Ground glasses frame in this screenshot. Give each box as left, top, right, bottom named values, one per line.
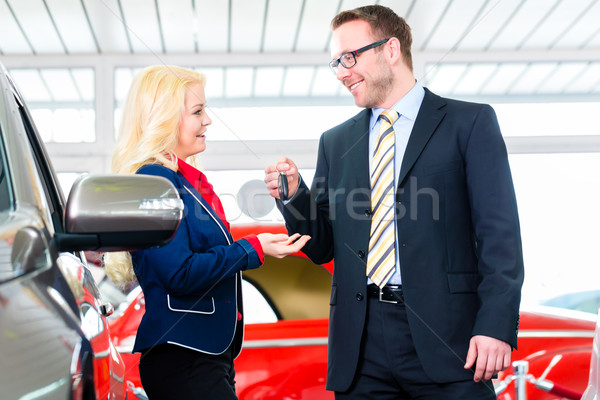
left=329, top=38, right=390, bottom=74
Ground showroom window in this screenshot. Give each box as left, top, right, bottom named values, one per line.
left=8, top=68, right=95, bottom=143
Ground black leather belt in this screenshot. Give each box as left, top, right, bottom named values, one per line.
left=367, top=284, right=404, bottom=304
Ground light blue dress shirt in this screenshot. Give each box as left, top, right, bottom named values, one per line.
left=368, top=83, right=425, bottom=285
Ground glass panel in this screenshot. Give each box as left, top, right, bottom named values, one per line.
left=510, top=153, right=600, bottom=308
left=493, top=102, right=600, bottom=137
left=9, top=68, right=95, bottom=143
left=225, top=67, right=254, bottom=98
left=205, top=106, right=357, bottom=141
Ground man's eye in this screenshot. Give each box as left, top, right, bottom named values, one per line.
left=342, top=53, right=354, bottom=63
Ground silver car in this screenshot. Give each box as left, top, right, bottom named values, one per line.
left=0, top=63, right=183, bottom=399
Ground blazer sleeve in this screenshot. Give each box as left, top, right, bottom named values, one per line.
left=277, top=134, right=335, bottom=265
left=132, top=164, right=262, bottom=296
left=465, top=105, right=524, bottom=348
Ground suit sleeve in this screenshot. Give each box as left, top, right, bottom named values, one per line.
left=277, top=135, right=335, bottom=264
left=132, top=165, right=262, bottom=296
left=465, top=105, right=524, bottom=348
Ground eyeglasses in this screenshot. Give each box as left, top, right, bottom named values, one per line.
left=329, top=38, right=390, bottom=74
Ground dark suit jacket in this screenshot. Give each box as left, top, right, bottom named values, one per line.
left=131, top=164, right=262, bottom=356
left=278, top=88, right=524, bottom=391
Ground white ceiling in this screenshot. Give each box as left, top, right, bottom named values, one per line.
left=1, top=0, right=600, bottom=106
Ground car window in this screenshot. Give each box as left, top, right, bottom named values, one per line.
left=242, top=255, right=332, bottom=320
left=242, top=279, right=278, bottom=324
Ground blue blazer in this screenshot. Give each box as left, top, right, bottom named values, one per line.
left=131, top=164, right=261, bottom=356
left=278, top=88, right=524, bottom=390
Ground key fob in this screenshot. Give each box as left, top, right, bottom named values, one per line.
left=278, top=171, right=289, bottom=200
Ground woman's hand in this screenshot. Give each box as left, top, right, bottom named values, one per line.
left=257, top=233, right=311, bottom=259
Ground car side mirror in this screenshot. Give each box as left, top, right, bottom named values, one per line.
left=57, top=174, right=183, bottom=252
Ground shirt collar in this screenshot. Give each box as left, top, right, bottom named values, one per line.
left=370, top=82, right=425, bottom=130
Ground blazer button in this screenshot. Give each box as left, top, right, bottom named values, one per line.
left=356, top=293, right=364, bottom=301
left=364, top=209, right=371, bottom=217
left=358, top=250, right=365, bottom=259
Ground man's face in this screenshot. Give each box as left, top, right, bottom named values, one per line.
left=330, top=20, right=394, bottom=109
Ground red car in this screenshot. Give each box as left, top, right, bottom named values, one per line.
left=106, top=224, right=595, bottom=400
left=59, top=252, right=127, bottom=400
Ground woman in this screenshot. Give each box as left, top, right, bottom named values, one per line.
left=104, top=65, right=310, bottom=399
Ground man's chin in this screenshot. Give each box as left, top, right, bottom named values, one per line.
left=352, top=96, right=367, bottom=108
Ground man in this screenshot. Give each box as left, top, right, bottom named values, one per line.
left=264, top=5, right=524, bottom=399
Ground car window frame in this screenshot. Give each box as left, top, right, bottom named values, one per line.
left=6, top=73, right=65, bottom=234
left=0, top=128, right=12, bottom=213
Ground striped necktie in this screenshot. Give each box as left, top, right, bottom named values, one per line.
left=367, top=109, right=399, bottom=288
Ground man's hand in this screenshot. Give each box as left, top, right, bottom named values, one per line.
left=464, top=335, right=511, bottom=382
left=264, top=157, right=300, bottom=200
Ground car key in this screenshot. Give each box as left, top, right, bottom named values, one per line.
left=278, top=171, right=289, bottom=200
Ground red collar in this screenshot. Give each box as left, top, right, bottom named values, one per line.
left=176, top=158, right=230, bottom=231
left=177, top=158, right=202, bottom=190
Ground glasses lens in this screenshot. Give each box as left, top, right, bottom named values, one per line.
left=329, top=60, right=339, bottom=74
left=340, top=53, right=356, bottom=69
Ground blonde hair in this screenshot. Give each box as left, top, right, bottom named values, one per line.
left=105, top=65, right=206, bottom=287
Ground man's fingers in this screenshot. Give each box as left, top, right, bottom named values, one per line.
left=473, top=353, right=488, bottom=382
left=285, top=233, right=301, bottom=244
left=264, top=163, right=278, bottom=174
left=502, top=352, right=511, bottom=371
left=464, top=340, right=476, bottom=370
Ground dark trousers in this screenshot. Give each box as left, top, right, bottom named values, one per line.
left=335, top=294, right=495, bottom=400
left=139, top=343, right=237, bottom=400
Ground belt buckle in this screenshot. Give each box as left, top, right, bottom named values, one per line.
left=379, top=285, right=399, bottom=304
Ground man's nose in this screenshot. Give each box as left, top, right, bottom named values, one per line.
left=336, top=65, right=350, bottom=81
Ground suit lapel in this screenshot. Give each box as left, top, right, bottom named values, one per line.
left=398, top=89, right=446, bottom=186
left=341, top=109, right=371, bottom=191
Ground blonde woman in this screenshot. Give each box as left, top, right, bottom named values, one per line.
left=105, top=65, right=310, bottom=400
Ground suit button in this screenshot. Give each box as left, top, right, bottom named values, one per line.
left=358, top=250, right=365, bottom=259
left=364, top=209, right=371, bottom=216
left=356, top=293, right=364, bottom=301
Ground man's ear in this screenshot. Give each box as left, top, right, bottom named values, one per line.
left=386, top=37, right=402, bottom=65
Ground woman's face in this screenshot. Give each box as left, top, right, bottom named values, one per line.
left=173, top=82, right=212, bottom=160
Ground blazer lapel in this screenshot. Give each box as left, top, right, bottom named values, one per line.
left=180, top=176, right=233, bottom=244
left=398, top=89, right=446, bottom=186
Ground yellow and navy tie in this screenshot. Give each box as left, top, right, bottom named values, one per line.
left=367, top=109, right=399, bottom=287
